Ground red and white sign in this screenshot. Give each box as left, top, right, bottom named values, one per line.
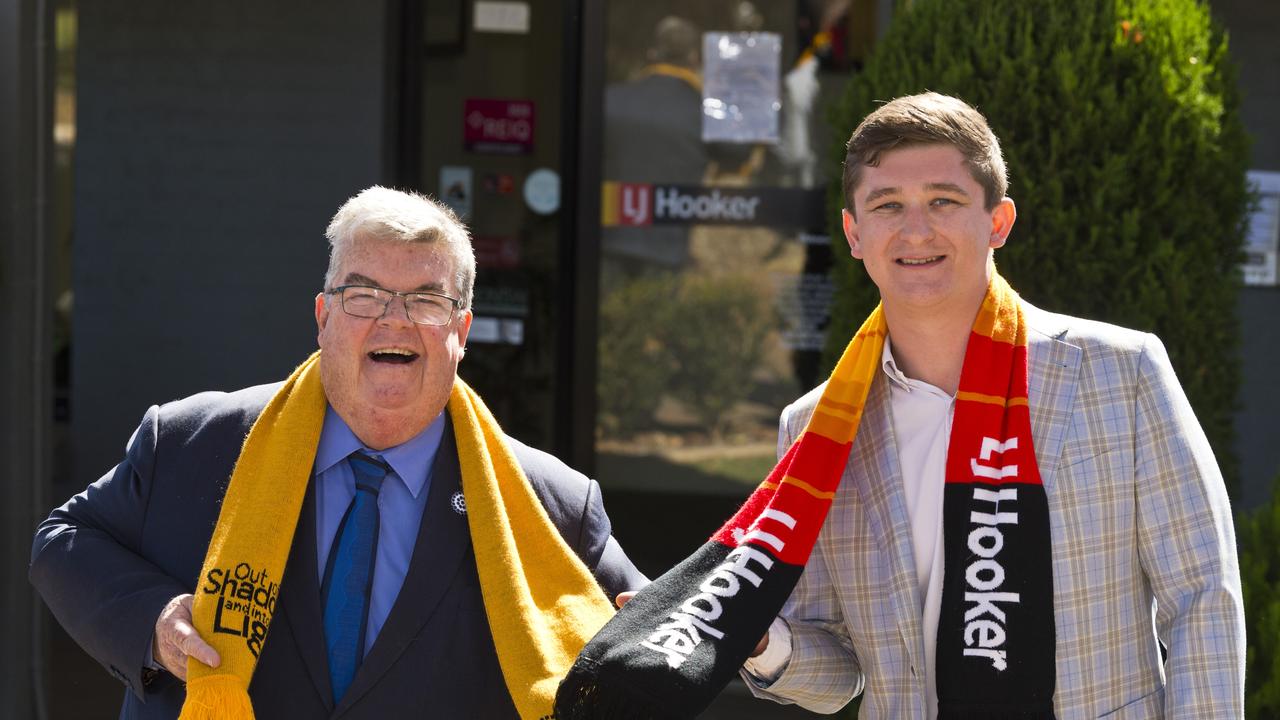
left=617, top=183, right=652, bottom=226
left=463, top=98, right=535, bottom=155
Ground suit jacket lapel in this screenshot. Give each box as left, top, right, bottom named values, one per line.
left=851, top=375, right=927, bottom=671
left=279, top=478, right=334, bottom=710
left=335, top=416, right=472, bottom=715
left=1025, top=306, right=1083, bottom=492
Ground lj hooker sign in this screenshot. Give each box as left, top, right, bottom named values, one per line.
left=601, top=182, right=824, bottom=230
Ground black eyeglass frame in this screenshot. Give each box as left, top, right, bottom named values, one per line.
left=326, top=284, right=463, bottom=326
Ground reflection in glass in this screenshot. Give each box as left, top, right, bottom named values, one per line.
left=597, top=0, right=859, bottom=496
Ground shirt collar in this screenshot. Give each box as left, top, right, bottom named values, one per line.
left=881, top=336, right=913, bottom=391
left=880, top=335, right=955, bottom=400
left=314, top=405, right=446, bottom=499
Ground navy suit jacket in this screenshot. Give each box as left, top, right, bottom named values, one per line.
left=30, top=382, right=646, bottom=718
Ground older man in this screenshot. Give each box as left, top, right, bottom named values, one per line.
left=31, top=187, right=644, bottom=718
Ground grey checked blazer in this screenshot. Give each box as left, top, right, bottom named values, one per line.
left=744, top=304, right=1245, bottom=718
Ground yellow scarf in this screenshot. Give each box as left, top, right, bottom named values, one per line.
left=180, top=352, right=614, bottom=719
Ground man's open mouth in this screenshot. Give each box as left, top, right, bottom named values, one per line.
left=897, top=255, right=944, bottom=266
left=368, top=349, right=419, bottom=364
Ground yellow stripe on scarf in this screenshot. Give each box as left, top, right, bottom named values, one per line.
left=180, top=353, right=614, bottom=719
left=181, top=352, right=326, bottom=719
left=450, top=381, right=616, bottom=720
left=804, top=308, right=886, bottom=447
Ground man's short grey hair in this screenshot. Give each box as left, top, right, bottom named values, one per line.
left=324, top=186, right=477, bottom=311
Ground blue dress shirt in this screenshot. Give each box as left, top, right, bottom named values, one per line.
left=313, top=406, right=445, bottom=657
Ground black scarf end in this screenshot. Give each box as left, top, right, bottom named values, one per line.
left=554, top=663, right=687, bottom=720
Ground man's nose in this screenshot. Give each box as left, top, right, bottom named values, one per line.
left=901, top=205, right=932, bottom=240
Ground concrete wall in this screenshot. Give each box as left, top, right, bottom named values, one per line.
left=70, top=2, right=389, bottom=489
left=3, top=1, right=53, bottom=714
left=1211, top=0, right=1280, bottom=509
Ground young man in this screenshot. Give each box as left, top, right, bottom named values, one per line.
left=740, top=92, right=1244, bottom=717
left=31, top=187, right=645, bottom=718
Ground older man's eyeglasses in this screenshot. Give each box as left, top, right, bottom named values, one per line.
left=327, top=285, right=461, bottom=326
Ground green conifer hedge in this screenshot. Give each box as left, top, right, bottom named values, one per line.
left=824, top=0, right=1251, bottom=492
left=1240, top=472, right=1280, bottom=716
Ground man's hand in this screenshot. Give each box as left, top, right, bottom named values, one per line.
left=153, top=594, right=220, bottom=681
left=614, top=590, right=770, bottom=657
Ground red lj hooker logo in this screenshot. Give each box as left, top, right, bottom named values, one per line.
left=601, top=182, right=652, bottom=226
left=619, top=183, right=651, bottom=226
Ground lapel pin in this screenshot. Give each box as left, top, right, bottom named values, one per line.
left=450, top=490, right=467, bottom=516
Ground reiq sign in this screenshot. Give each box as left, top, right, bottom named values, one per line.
left=463, top=98, right=535, bottom=154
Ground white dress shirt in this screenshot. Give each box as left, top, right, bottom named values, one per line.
left=745, top=337, right=955, bottom=718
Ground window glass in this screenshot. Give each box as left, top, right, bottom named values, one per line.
left=420, top=0, right=566, bottom=449
left=597, top=0, right=862, bottom=495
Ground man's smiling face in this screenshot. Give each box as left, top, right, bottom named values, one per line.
left=842, top=143, right=1015, bottom=317
left=315, top=234, right=471, bottom=449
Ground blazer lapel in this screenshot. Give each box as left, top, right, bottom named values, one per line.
left=278, top=478, right=334, bottom=710
left=334, top=416, right=472, bottom=715
left=850, top=375, right=926, bottom=671
left=1024, top=306, right=1083, bottom=492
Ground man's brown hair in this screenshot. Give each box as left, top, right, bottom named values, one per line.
left=842, top=92, right=1008, bottom=212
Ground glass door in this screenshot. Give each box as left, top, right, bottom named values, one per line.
left=417, top=0, right=570, bottom=451
left=594, top=0, right=868, bottom=498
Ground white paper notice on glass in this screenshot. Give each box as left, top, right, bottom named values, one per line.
left=473, top=1, right=530, bottom=34
left=701, top=32, right=781, bottom=144
left=1245, top=170, right=1280, bottom=287
left=439, top=166, right=473, bottom=219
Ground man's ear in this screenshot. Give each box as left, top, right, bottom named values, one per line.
left=842, top=208, right=863, bottom=259
left=315, top=293, right=329, bottom=334
left=989, top=197, right=1016, bottom=249
left=454, top=310, right=473, bottom=354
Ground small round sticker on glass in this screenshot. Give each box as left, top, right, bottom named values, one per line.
left=523, top=168, right=560, bottom=215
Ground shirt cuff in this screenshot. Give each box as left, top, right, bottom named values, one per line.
left=144, top=635, right=162, bottom=670
left=140, top=635, right=164, bottom=688
left=742, top=616, right=793, bottom=683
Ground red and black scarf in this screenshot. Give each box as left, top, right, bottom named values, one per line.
left=556, top=275, right=1055, bottom=719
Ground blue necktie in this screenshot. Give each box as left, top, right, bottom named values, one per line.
left=321, top=451, right=389, bottom=702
